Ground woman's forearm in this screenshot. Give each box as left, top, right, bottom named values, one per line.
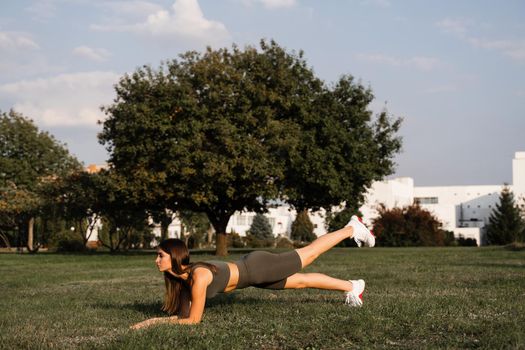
left=131, top=316, right=199, bottom=329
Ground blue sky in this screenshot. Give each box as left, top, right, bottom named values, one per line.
left=1, top=0, right=524, bottom=186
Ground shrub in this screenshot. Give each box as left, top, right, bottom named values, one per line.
left=443, top=230, right=457, bottom=246
left=49, top=230, right=86, bottom=252
left=243, top=234, right=274, bottom=248
left=227, top=232, right=245, bottom=248
left=457, top=237, right=478, bottom=247
left=372, top=203, right=447, bottom=247
left=275, top=235, right=294, bottom=249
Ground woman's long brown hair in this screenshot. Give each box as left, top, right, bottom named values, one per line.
left=158, top=239, right=217, bottom=317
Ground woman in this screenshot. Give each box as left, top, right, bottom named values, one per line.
left=131, top=215, right=375, bottom=329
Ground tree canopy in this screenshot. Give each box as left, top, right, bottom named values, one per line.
left=99, top=40, right=402, bottom=255
left=0, top=110, right=81, bottom=250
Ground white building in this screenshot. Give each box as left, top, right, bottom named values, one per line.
left=226, top=152, right=525, bottom=246
left=356, top=152, right=525, bottom=245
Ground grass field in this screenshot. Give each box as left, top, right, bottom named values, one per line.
left=1, top=247, right=524, bottom=349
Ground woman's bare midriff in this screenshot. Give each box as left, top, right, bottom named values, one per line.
left=223, top=262, right=239, bottom=292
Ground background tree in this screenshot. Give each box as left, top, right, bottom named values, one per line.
left=150, top=209, right=175, bottom=242
left=0, top=183, right=41, bottom=249
left=0, top=110, right=81, bottom=251
left=45, top=171, right=104, bottom=248
left=99, top=40, right=402, bottom=256
left=248, top=213, right=273, bottom=240
left=486, top=186, right=525, bottom=245
left=179, top=210, right=211, bottom=248
left=372, top=203, right=447, bottom=246
left=95, top=170, right=151, bottom=252
left=291, top=210, right=316, bottom=242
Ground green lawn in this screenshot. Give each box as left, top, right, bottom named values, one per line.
left=1, top=247, right=524, bottom=349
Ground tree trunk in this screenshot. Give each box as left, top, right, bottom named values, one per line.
left=27, top=217, right=34, bottom=250
left=161, top=218, right=170, bottom=240
left=206, top=211, right=231, bottom=256
left=216, top=232, right=228, bottom=256
left=207, top=224, right=214, bottom=245
left=27, top=217, right=38, bottom=253
left=0, top=232, right=11, bottom=249
left=181, top=223, right=189, bottom=246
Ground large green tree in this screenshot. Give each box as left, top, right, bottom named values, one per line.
left=99, top=40, right=402, bottom=256
left=486, top=186, right=524, bottom=245
left=0, top=110, right=81, bottom=251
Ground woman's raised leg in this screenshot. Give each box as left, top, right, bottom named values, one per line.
left=294, top=216, right=375, bottom=269
left=294, top=226, right=354, bottom=268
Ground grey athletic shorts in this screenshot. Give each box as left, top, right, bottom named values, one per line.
left=234, top=250, right=303, bottom=290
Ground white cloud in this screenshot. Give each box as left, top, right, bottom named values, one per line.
left=0, top=32, right=55, bottom=81
left=73, top=46, right=111, bottom=62
left=25, top=0, right=58, bottom=21
left=468, top=37, right=525, bottom=61
left=437, top=17, right=525, bottom=63
left=239, top=0, right=297, bottom=9
left=0, top=31, right=39, bottom=50
left=258, top=0, right=296, bottom=9
left=0, top=71, right=120, bottom=127
left=92, top=0, right=231, bottom=46
left=408, top=56, right=441, bottom=71
left=355, top=53, right=441, bottom=71
left=436, top=18, right=472, bottom=37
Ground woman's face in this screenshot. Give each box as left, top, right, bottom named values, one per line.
left=156, top=248, right=172, bottom=272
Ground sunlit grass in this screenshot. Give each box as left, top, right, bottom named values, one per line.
left=1, top=247, right=524, bottom=349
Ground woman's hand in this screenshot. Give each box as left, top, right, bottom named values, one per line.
left=130, top=316, right=178, bottom=330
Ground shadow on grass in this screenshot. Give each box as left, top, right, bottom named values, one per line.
left=92, top=300, right=164, bottom=317
left=92, top=291, right=337, bottom=319
left=206, top=292, right=340, bottom=307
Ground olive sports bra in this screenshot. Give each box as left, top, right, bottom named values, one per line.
left=201, top=261, right=230, bottom=299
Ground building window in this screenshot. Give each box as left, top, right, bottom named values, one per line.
left=415, top=197, right=439, bottom=204
left=237, top=215, right=246, bottom=226
left=268, top=217, right=276, bottom=228
left=237, top=215, right=253, bottom=226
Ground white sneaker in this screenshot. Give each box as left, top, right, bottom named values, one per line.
left=345, top=279, right=365, bottom=307
left=346, top=215, right=375, bottom=247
